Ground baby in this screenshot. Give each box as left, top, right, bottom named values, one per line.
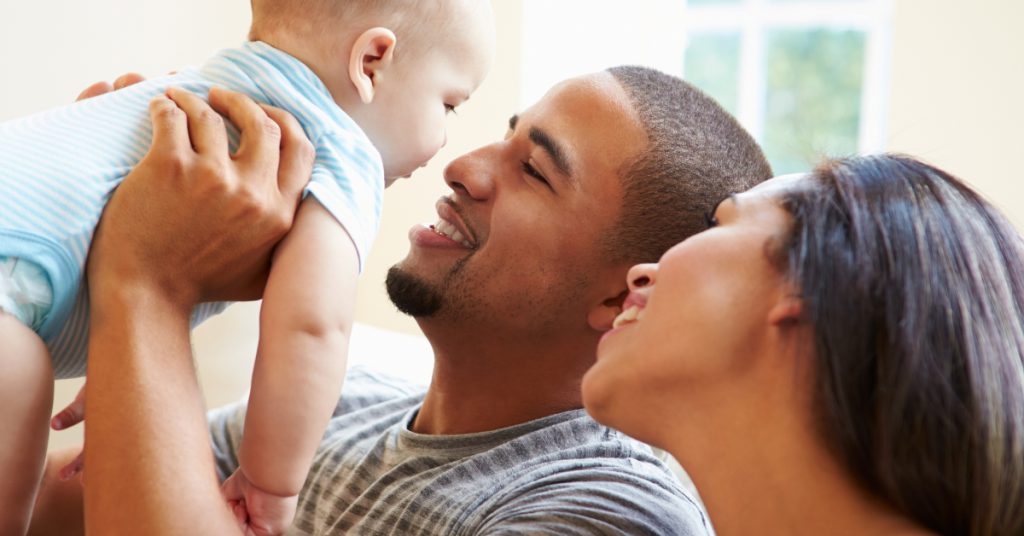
left=0, top=0, right=494, bottom=533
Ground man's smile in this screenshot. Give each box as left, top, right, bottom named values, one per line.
left=431, top=197, right=478, bottom=249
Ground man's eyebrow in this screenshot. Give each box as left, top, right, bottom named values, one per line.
left=528, top=126, right=573, bottom=181
left=509, top=114, right=576, bottom=187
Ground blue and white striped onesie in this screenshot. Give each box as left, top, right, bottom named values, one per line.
left=0, top=41, right=384, bottom=378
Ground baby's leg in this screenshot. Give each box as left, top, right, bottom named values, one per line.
left=0, top=314, right=53, bottom=535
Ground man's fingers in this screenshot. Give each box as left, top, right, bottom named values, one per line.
left=113, top=72, right=145, bottom=90
left=58, top=450, right=85, bottom=481
left=207, top=87, right=281, bottom=173
left=77, top=73, right=147, bottom=102
left=50, top=401, right=84, bottom=430
left=147, top=94, right=190, bottom=159
left=165, top=87, right=229, bottom=156
left=260, top=104, right=313, bottom=207
left=76, top=81, right=115, bottom=102
left=51, top=384, right=86, bottom=430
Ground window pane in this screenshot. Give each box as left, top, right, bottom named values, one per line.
left=683, top=32, right=741, bottom=116
left=762, top=29, right=866, bottom=174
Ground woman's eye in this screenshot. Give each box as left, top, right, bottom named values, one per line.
left=521, top=161, right=550, bottom=187
left=703, top=211, right=719, bottom=229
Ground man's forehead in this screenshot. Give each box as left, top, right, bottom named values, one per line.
left=535, top=72, right=633, bottom=115
left=520, top=72, right=645, bottom=172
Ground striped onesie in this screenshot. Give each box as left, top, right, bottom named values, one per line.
left=0, top=41, right=383, bottom=378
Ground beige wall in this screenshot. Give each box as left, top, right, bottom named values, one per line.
left=2, top=1, right=1018, bottom=451
left=887, top=0, right=1024, bottom=228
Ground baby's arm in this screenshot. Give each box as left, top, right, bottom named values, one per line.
left=237, top=197, right=358, bottom=500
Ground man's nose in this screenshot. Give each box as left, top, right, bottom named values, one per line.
left=443, top=143, right=497, bottom=201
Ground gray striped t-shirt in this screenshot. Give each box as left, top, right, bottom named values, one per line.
left=209, top=367, right=711, bottom=535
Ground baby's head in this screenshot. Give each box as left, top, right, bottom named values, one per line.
left=250, top=0, right=496, bottom=183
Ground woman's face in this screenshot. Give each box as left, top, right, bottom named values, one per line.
left=582, top=174, right=806, bottom=446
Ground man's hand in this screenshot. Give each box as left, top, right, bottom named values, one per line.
left=222, top=469, right=299, bottom=536
left=49, top=80, right=314, bottom=483
left=50, top=383, right=85, bottom=480
left=87, top=86, right=312, bottom=312
left=75, top=72, right=145, bottom=100
left=82, top=85, right=312, bottom=534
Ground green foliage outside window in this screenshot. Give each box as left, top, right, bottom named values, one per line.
left=763, top=29, right=865, bottom=174
left=684, top=28, right=866, bottom=174
left=684, top=33, right=741, bottom=115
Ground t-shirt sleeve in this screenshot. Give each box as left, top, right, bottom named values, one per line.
left=303, top=130, right=385, bottom=273
left=472, top=465, right=712, bottom=536
left=206, top=366, right=425, bottom=482
left=207, top=399, right=247, bottom=482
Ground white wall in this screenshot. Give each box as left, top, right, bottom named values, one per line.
left=886, top=0, right=1024, bottom=228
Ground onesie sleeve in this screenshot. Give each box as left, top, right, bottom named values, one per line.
left=303, top=130, right=385, bottom=272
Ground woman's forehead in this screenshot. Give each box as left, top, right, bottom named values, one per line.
left=743, top=172, right=810, bottom=199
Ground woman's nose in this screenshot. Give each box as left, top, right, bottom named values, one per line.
left=626, top=263, right=657, bottom=291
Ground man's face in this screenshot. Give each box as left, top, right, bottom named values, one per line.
left=387, top=72, right=648, bottom=338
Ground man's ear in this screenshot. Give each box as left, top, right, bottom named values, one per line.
left=348, top=27, right=397, bottom=104
left=588, top=287, right=629, bottom=331
left=768, top=294, right=803, bottom=326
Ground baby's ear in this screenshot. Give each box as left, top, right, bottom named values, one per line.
left=348, top=27, right=397, bottom=104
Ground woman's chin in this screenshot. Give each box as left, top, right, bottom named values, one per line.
left=581, top=359, right=627, bottom=427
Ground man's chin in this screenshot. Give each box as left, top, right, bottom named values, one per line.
left=385, top=265, right=443, bottom=317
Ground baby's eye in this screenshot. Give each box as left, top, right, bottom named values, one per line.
left=445, top=104, right=457, bottom=115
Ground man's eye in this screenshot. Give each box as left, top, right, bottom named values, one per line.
left=521, top=161, right=550, bottom=186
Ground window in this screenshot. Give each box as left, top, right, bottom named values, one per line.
left=520, top=0, right=891, bottom=174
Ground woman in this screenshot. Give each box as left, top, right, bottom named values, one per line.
left=582, top=154, right=1024, bottom=535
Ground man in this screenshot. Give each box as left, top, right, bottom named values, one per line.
left=34, top=66, right=770, bottom=534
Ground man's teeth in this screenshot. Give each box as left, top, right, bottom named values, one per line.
left=433, top=219, right=473, bottom=248
left=612, top=305, right=640, bottom=329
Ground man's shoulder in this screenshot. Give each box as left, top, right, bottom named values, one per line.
left=333, top=365, right=428, bottom=417
left=458, top=411, right=712, bottom=534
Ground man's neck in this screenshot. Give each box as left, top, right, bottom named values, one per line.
left=411, top=322, right=598, bottom=435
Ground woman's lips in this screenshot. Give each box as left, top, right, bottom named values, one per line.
left=612, top=290, right=648, bottom=328
left=612, top=305, right=641, bottom=329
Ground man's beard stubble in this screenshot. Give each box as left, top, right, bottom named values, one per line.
left=385, top=254, right=473, bottom=318
left=385, top=266, right=443, bottom=317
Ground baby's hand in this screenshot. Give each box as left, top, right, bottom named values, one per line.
left=221, top=468, right=299, bottom=536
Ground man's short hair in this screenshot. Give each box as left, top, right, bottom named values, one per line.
left=605, top=66, right=772, bottom=264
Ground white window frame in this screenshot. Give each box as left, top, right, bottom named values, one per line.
left=682, top=0, right=892, bottom=154
left=520, top=0, right=891, bottom=155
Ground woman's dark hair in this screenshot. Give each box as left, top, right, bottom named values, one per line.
left=780, top=154, right=1024, bottom=535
